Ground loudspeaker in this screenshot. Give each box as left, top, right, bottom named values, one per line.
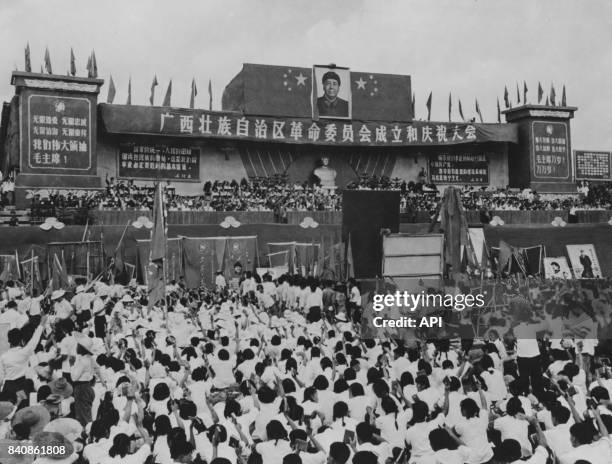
left=342, top=190, right=400, bottom=278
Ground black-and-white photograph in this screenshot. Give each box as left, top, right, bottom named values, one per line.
left=0, top=2, right=611, bottom=464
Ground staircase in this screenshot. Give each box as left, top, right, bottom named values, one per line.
left=0, top=208, right=32, bottom=226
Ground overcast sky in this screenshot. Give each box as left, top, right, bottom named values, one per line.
left=1, top=0, right=610, bottom=150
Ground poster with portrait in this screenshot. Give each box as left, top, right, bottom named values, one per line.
left=566, top=244, right=603, bottom=279
left=312, top=65, right=352, bottom=120
left=544, top=257, right=573, bottom=279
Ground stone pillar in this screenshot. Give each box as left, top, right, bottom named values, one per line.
left=10, top=71, right=104, bottom=206
left=504, top=104, right=577, bottom=193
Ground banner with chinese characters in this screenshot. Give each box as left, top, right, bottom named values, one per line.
left=531, top=121, right=570, bottom=180
left=428, top=153, right=489, bottom=184
left=100, top=104, right=518, bottom=148
left=27, top=95, right=92, bottom=170
left=574, top=150, right=611, bottom=180
left=118, top=143, right=200, bottom=181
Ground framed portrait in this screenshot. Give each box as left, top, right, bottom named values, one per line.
left=543, top=257, right=573, bottom=279
left=312, top=65, right=352, bottom=120
left=566, top=244, right=603, bottom=279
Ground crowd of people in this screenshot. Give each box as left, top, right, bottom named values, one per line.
left=0, top=268, right=611, bottom=464
left=19, top=176, right=612, bottom=221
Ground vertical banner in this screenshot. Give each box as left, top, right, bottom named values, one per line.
left=182, top=237, right=226, bottom=289
left=224, top=236, right=258, bottom=280
left=136, top=238, right=181, bottom=284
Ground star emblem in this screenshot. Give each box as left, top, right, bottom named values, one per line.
left=295, top=73, right=307, bottom=86
left=355, top=77, right=366, bottom=90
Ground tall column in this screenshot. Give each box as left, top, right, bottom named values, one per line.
left=504, top=104, right=577, bottom=193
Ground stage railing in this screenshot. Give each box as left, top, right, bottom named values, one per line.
left=56, top=208, right=612, bottom=227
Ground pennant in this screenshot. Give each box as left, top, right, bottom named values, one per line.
left=147, top=262, right=165, bottom=309
left=52, top=252, right=69, bottom=290
left=70, top=48, right=76, bottom=76
left=550, top=83, right=556, bottom=106
left=149, top=75, right=159, bottom=105
left=537, top=82, right=543, bottom=103
left=523, top=81, right=528, bottom=104
left=561, top=85, right=567, bottom=106
left=91, top=50, right=98, bottom=78
left=86, top=55, right=92, bottom=78
left=107, top=75, right=116, bottom=104
left=40, top=65, right=43, bottom=74
left=545, top=96, right=550, bottom=106
left=448, top=92, right=452, bottom=122
left=426, top=91, right=432, bottom=121
left=475, top=98, right=483, bottom=123
left=126, top=77, right=132, bottom=105
left=458, top=99, right=465, bottom=122
left=208, top=78, right=213, bottom=111
left=189, top=78, right=197, bottom=109
left=162, top=80, right=172, bottom=107
left=516, top=82, right=520, bottom=104
left=411, top=92, right=415, bottom=117
left=25, top=43, right=31, bottom=72
left=503, top=85, right=510, bottom=108
left=44, top=47, right=52, bottom=74
left=496, top=97, right=501, bottom=123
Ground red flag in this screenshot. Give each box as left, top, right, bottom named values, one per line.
left=496, top=97, right=501, bottom=123
left=523, top=81, right=528, bottom=104
left=52, top=252, right=69, bottom=290
left=208, top=79, right=212, bottom=111
left=475, top=98, right=483, bottom=123
left=44, top=47, right=52, bottom=74
left=25, top=43, right=31, bottom=72
left=550, top=83, right=556, bottom=106
left=516, top=83, right=520, bottom=104
left=458, top=99, right=465, bottom=121
left=91, top=50, right=98, bottom=78
left=503, top=85, right=510, bottom=108
left=86, top=55, right=92, bottom=78
left=426, top=92, right=432, bottom=121
left=162, top=80, right=172, bottom=107
left=448, top=92, right=452, bottom=122
left=149, top=75, right=158, bottom=105
left=537, top=82, right=543, bottom=103
left=411, top=92, right=415, bottom=117
left=126, top=77, right=132, bottom=105
left=190, top=78, right=197, bottom=109
left=70, top=48, right=76, bottom=76
left=107, top=75, right=116, bottom=103
left=561, top=85, right=567, bottom=106
left=346, top=234, right=355, bottom=279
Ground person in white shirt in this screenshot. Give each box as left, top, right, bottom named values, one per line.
left=0, top=300, right=28, bottom=329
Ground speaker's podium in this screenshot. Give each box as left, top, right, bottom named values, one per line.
left=382, top=233, right=444, bottom=291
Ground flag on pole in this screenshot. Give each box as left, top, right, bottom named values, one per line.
left=91, top=50, right=98, bottom=78
left=52, top=252, right=69, bottom=290
left=86, top=55, right=92, bottom=78
left=162, top=80, right=172, bottom=106
left=149, top=75, right=158, bottom=105
left=516, top=83, right=520, bottom=104
left=498, top=240, right=513, bottom=272
left=189, top=78, right=197, bottom=109
left=561, top=85, right=567, bottom=106
left=346, top=234, right=355, bottom=279
left=537, top=82, right=544, bottom=103
left=475, top=98, right=483, bottom=123
left=448, top=92, right=452, bottom=122
left=44, top=47, right=52, bottom=74
left=503, top=85, right=510, bottom=108
left=25, top=43, right=31, bottom=72
left=126, top=77, right=132, bottom=105
left=411, top=92, right=415, bottom=117
left=550, top=83, right=556, bottom=106
left=545, top=96, right=550, bottom=106
left=426, top=92, right=432, bottom=121
left=496, top=97, right=501, bottom=123
left=523, top=81, right=528, bottom=103
left=208, top=79, right=213, bottom=110
left=70, top=48, right=76, bottom=76
left=148, top=182, right=167, bottom=308
left=107, top=75, right=116, bottom=103
left=458, top=99, right=465, bottom=122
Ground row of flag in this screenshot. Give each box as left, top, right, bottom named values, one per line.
left=421, top=81, right=568, bottom=123
left=23, top=43, right=98, bottom=78
left=106, top=75, right=213, bottom=109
